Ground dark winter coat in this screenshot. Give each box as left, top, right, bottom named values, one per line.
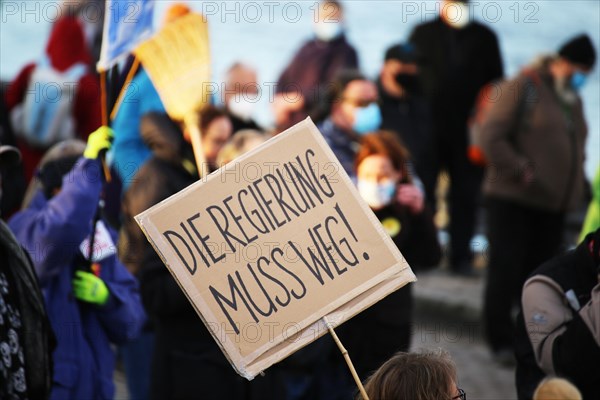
left=121, top=112, right=197, bottom=277
left=276, top=35, right=358, bottom=128
left=515, top=231, right=600, bottom=399
left=0, top=220, right=54, bottom=400
left=121, top=113, right=253, bottom=400
left=378, top=79, right=434, bottom=168
left=337, top=201, right=441, bottom=378
left=409, top=18, right=503, bottom=141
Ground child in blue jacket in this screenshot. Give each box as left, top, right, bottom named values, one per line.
left=9, top=128, right=145, bottom=400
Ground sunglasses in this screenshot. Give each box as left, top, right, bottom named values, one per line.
left=452, top=388, right=466, bottom=400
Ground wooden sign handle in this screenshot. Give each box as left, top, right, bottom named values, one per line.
left=323, top=317, right=370, bottom=400
left=184, top=112, right=208, bottom=179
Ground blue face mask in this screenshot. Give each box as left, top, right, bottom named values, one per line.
left=570, top=71, right=588, bottom=92
left=352, top=103, right=382, bottom=135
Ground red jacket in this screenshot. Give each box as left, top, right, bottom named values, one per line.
left=5, top=17, right=101, bottom=180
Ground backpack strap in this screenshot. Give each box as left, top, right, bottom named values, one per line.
left=513, top=69, right=540, bottom=139
left=64, top=62, right=88, bottom=81
left=38, top=54, right=88, bottom=80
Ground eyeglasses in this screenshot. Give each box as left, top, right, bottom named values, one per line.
left=452, top=388, right=466, bottom=400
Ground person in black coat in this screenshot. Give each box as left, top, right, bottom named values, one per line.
left=515, top=228, right=600, bottom=399
left=378, top=43, right=435, bottom=210
left=0, top=98, right=26, bottom=219
left=409, top=0, right=504, bottom=275
left=335, top=131, right=441, bottom=397
left=0, top=143, right=54, bottom=400
left=122, top=109, right=279, bottom=400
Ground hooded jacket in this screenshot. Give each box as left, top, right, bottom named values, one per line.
left=4, top=16, right=101, bottom=181
left=8, top=157, right=145, bottom=400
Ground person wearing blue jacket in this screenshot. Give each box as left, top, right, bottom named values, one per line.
left=9, top=128, right=145, bottom=400
left=110, top=67, right=165, bottom=190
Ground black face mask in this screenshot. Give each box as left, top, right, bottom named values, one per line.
left=394, top=73, right=420, bottom=95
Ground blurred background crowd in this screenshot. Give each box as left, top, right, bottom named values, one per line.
left=1, top=1, right=599, bottom=399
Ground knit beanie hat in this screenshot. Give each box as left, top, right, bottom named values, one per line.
left=36, top=140, right=85, bottom=198
left=0, top=143, right=20, bottom=168
left=558, top=34, right=596, bottom=69
left=385, top=43, right=417, bottom=63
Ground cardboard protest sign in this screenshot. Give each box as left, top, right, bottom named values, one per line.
left=135, top=118, right=416, bottom=379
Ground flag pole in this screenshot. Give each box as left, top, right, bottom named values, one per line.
left=109, top=57, right=141, bottom=121
left=100, top=70, right=108, bottom=125
left=98, top=70, right=111, bottom=182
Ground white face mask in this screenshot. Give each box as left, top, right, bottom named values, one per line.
left=314, top=21, right=343, bottom=42
left=227, top=97, right=257, bottom=121
left=357, top=180, right=396, bottom=209
left=442, top=1, right=470, bottom=29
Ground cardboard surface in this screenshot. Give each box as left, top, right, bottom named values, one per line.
left=135, top=118, right=416, bottom=379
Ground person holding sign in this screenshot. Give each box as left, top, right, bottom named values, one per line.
left=334, top=131, right=441, bottom=396
left=121, top=110, right=265, bottom=400
left=8, top=131, right=145, bottom=400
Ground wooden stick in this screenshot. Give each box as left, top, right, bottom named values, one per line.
left=99, top=70, right=111, bottom=182
left=323, top=317, right=370, bottom=400
left=184, top=112, right=208, bottom=179
left=100, top=70, right=108, bottom=126
left=109, top=57, right=141, bottom=121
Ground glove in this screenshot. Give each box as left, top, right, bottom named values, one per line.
left=84, top=126, right=114, bottom=159
left=72, top=270, right=110, bottom=306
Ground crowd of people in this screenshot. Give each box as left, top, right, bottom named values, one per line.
left=1, top=0, right=599, bottom=399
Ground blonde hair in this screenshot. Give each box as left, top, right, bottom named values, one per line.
left=360, top=350, right=457, bottom=400
left=216, top=130, right=267, bottom=166
left=533, top=377, right=582, bottom=400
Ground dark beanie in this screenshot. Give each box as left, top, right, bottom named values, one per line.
left=385, top=43, right=417, bottom=63
left=558, top=34, right=596, bottom=69
left=38, top=155, right=80, bottom=198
